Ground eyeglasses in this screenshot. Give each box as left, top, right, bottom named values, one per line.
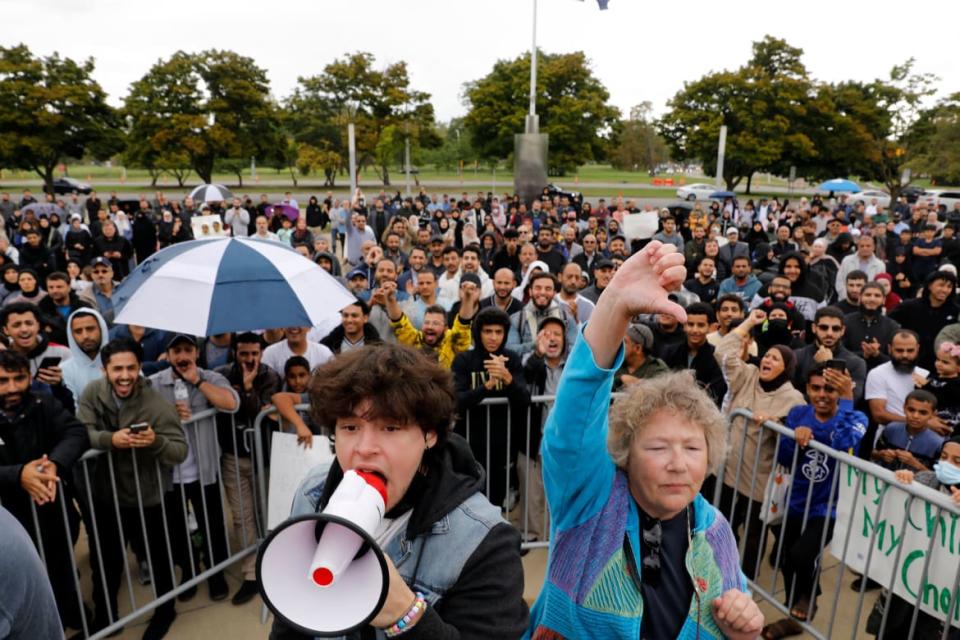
left=641, top=517, right=662, bottom=585
left=816, top=324, right=843, bottom=333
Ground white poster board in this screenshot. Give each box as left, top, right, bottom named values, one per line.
left=267, top=431, right=334, bottom=530
left=190, top=214, right=230, bottom=238
left=621, top=212, right=659, bottom=241
left=831, top=463, right=960, bottom=627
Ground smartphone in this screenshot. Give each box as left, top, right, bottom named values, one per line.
left=128, top=422, right=149, bottom=434
left=38, top=356, right=61, bottom=369
left=826, top=359, right=847, bottom=373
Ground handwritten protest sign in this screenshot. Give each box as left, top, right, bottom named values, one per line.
left=190, top=214, right=229, bottom=238
left=831, top=463, right=960, bottom=627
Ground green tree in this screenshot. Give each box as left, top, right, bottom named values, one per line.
left=0, top=44, right=122, bottom=194
left=462, top=50, right=620, bottom=176
left=610, top=102, right=670, bottom=172
left=906, top=93, right=960, bottom=185
left=286, top=52, right=438, bottom=186
left=421, top=119, right=479, bottom=172
left=658, top=37, right=816, bottom=192
left=124, top=50, right=284, bottom=185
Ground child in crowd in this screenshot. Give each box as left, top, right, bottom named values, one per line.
left=921, top=341, right=960, bottom=436
left=267, top=355, right=319, bottom=447
left=870, top=437, right=960, bottom=638
left=870, top=389, right=944, bottom=472
left=277, top=216, right=294, bottom=245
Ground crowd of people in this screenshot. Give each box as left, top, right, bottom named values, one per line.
left=2, top=183, right=960, bottom=639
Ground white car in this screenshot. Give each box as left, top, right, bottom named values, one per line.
left=676, top=183, right=717, bottom=201
left=919, top=189, right=960, bottom=214
left=844, top=190, right=891, bottom=209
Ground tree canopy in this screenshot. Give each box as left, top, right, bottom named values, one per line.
left=123, top=49, right=284, bottom=185
left=0, top=44, right=122, bottom=193
left=285, top=52, right=439, bottom=186
left=462, top=50, right=620, bottom=176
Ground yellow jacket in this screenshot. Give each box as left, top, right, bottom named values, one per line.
left=390, top=313, right=473, bottom=369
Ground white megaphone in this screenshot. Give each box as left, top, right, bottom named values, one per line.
left=257, top=469, right=390, bottom=636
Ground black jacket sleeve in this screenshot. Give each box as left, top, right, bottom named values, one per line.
left=452, top=354, right=488, bottom=410
left=44, top=397, right=90, bottom=472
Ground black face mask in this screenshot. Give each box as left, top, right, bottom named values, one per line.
left=755, top=319, right=793, bottom=352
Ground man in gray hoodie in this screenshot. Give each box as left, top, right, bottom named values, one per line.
left=60, top=307, right=110, bottom=406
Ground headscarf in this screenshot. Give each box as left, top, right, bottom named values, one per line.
left=758, top=344, right=796, bottom=393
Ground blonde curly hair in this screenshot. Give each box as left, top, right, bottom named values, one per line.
left=608, top=370, right=728, bottom=474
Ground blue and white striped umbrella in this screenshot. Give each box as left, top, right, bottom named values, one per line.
left=113, top=238, right=355, bottom=335
left=189, top=183, right=234, bottom=203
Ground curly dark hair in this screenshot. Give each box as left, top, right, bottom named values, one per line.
left=309, top=343, right=456, bottom=444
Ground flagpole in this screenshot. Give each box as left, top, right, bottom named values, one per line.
left=526, top=0, right=539, bottom=134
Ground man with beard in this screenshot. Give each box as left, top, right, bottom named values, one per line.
left=843, top=282, right=901, bottom=366
left=865, top=331, right=932, bottom=436
left=507, top=272, right=577, bottom=356
left=438, top=245, right=494, bottom=309
left=214, top=333, right=282, bottom=605
left=660, top=302, right=727, bottom=406
left=386, top=279, right=477, bottom=368
left=0, top=349, right=89, bottom=633
left=319, top=298, right=381, bottom=354
left=534, top=224, right=566, bottom=274
left=579, top=258, right=614, bottom=304
left=556, top=262, right=594, bottom=324
left=613, top=322, right=668, bottom=390
left=451, top=307, right=528, bottom=510
left=891, top=270, right=959, bottom=371
left=78, top=339, right=187, bottom=638
left=748, top=275, right=806, bottom=340
left=39, top=272, right=91, bottom=345
left=60, top=308, right=110, bottom=406
left=793, top=306, right=868, bottom=404
left=684, top=256, right=719, bottom=304
left=1, top=302, right=72, bottom=392
left=520, top=317, right=568, bottom=540
left=718, top=256, right=762, bottom=301
left=835, top=270, right=867, bottom=315
left=148, top=334, right=238, bottom=604
left=480, top=267, right=523, bottom=316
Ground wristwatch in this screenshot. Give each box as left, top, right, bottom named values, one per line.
left=194, top=371, right=205, bottom=388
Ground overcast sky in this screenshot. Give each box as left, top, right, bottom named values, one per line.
left=2, top=0, right=957, bottom=122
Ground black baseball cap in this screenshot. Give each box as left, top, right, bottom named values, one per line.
left=166, top=333, right=198, bottom=350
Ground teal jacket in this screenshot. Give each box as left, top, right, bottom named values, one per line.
left=526, top=327, right=748, bottom=639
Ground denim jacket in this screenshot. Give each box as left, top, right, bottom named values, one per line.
left=287, top=460, right=509, bottom=640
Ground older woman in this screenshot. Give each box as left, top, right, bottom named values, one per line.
left=714, top=308, right=806, bottom=579
left=527, top=241, right=763, bottom=640
left=270, top=344, right=528, bottom=639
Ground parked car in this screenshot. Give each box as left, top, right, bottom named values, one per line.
left=900, top=185, right=925, bottom=204
left=676, top=183, right=717, bottom=201
left=917, top=189, right=960, bottom=215
left=845, top=190, right=891, bottom=209
left=51, top=177, right=92, bottom=195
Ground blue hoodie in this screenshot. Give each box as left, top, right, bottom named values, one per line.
left=778, top=400, right=867, bottom=518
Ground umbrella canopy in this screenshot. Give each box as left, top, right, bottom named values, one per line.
left=267, top=203, right=299, bottom=221
left=189, top=183, right=234, bottom=203
left=22, top=202, right=65, bottom=218
left=709, top=191, right=737, bottom=199
left=113, top=237, right=354, bottom=335
left=817, top=179, right=860, bottom=193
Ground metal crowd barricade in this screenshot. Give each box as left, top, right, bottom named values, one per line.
left=714, top=408, right=960, bottom=640
left=251, top=396, right=559, bottom=556
left=1, top=408, right=266, bottom=640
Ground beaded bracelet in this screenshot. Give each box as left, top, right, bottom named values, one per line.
left=383, top=592, right=427, bottom=638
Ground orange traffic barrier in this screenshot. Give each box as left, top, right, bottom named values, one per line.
left=665, top=178, right=674, bottom=186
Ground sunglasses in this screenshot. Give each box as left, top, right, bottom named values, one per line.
left=816, top=324, right=843, bottom=333
left=641, top=517, right=662, bottom=585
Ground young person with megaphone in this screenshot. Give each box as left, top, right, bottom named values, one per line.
left=261, top=344, right=529, bottom=639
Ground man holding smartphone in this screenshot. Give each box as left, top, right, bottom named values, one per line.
left=78, top=338, right=187, bottom=639
left=1, top=302, right=74, bottom=409
left=793, top=306, right=867, bottom=404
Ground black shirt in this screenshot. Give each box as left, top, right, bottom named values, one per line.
left=638, top=507, right=694, bottom=640
left=684, top=277, right=719, bottom=304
